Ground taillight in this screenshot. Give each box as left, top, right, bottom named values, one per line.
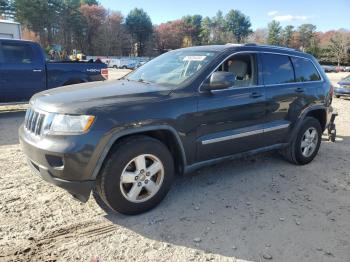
left=101, top=68, right=108, bottom=80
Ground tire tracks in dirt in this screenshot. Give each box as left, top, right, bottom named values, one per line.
left=2, top=219, right=117, bottom=261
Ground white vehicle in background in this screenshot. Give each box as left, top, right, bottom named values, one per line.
left=0, top=20, right=21, bottom=39
left=108, top=58, right=137, bottom=69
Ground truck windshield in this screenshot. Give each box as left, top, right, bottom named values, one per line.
left=126, top=50, right=217, bottom=86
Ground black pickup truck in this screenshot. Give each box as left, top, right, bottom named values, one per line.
left=20, top=44, right=337, bottom=215
left=0, top=39, right=108, bottom=103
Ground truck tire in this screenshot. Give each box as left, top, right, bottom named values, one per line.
left=95, top=136, right=174, bottom=215
left=282, top=117, right=322, bottom=165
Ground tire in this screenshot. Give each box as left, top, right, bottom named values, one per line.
left=92, top=188, right=112, bottom=213
left=335, top=95, right=340, bottom=98
left=122, top=66, right=127, bottom=69
left=95, top=136, right=174, bottom=215
left=113, top=65, right=117, bottom=69
left=282, top=117, right=322, bottom=165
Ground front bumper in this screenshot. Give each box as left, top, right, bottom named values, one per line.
left=26, top=158, right=94, bottom=202
left=19, top=125, right=97, bottom=202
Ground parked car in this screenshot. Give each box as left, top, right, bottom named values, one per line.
left=108, top=58, right=137, bottom=69
left=0, top=39, right=108, bottom=103
left=322, top=65, right=337, bottom=73
left=20, top=44, right=336, bottom=215
left=344, top=66, right=350, bottom=72
left=334, top=75, right=350, bottom=98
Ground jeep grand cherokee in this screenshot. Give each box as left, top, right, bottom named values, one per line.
left=20, top=44, right=335, bottom=215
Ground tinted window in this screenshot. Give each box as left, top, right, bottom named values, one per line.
left=2, top=43, right=34, bottom=64
left=262, top=53, right=294, bottom=85
left=291, top=57, right=321, bottom=82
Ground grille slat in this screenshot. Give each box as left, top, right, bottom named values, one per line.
left=30, top=112, right=38, bottom=132
left=35, top=114, right=45, bottom=135
left=24, top=108, right=46, bottom=136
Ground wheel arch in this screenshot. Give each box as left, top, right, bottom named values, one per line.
left=305, top=108, right=327, bottom=131
left=288, top=105, right=327, bottom=143
left=91, top=125, right=187, bottom=180
left=63, top=78, right=86, bottom=86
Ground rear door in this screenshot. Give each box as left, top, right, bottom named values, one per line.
left=196, top=52, right=267, bottom=162
left=0, top=41, right=46, bottom=103
left=261, top=53, right=302, bottom=146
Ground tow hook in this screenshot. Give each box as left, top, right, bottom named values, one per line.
left=327, top=109, right=338, bottom=142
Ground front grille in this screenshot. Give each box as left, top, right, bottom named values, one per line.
left=24, top=108, right=46, bottom=136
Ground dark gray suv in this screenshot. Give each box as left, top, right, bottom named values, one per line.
left=20, top=44, right=336, bottom=215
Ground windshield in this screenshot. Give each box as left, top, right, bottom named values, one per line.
left=126, top=50, right=217, bottom=86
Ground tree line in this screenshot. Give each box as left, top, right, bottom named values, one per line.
left=0, top=0, right=349, bottom=65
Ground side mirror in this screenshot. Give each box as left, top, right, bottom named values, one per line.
left=203, top=71, right=235, bottom=91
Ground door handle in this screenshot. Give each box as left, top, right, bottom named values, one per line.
left=250, top=92, right=262, bottom=98
left=295, top=87, right=304, bottom=93
left=33, top=69, right=42, bottom=72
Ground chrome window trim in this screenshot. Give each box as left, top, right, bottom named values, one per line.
left=201, top=123, right=289, bottom=145
left=198, top=50, right=324, bottom=93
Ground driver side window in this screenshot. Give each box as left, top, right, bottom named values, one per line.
left=214, top=53, right=258, bottom=87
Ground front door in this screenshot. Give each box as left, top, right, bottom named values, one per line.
left=0, top=41, right=45, bottom=103
left=196, top=52, right=267, bottom=162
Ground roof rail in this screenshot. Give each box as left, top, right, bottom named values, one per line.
left=225, top=43, right=301, bottom=52
left=225, top=43, right=243, bottom=46
left=260, top=45, right=300, bottom=52
left=254, top=44, right=300, bottom=52
left=244, top=43, right=257, bottom=46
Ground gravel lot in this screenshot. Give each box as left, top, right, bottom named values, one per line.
left=0, top=72, right=349, bottom=262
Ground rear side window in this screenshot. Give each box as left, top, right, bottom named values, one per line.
left=2, top=43, right=34, bottom=64
left=291, top=57, right=321, bottom=82
left=261, top=53, right=294, bottom=85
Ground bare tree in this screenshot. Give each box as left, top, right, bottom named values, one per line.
left=329, top=32, right=349, bottom=66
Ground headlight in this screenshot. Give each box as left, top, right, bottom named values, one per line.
left=44, top=114, right=95, bottom=135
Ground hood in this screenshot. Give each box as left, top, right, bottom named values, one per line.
left=31, top=79, right=173, bottom=114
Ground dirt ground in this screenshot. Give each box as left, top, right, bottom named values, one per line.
left=0, top=72, right=349, bottom=262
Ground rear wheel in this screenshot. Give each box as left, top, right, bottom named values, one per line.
left=282, top=117, right=322, bottom=165
left=95, top=136, right=174, bottom=215
left=335, top=95, right=340, bottom=98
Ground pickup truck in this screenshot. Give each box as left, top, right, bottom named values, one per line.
left=0, top=39, right=108, bottom=103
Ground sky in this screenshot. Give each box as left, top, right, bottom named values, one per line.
left=99, top=0, right=350, bottom=32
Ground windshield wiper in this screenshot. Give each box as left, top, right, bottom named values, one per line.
left=137, top=78, right=152, bottom=84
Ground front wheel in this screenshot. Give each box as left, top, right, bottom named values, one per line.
left=282, top=117, right=322, bottom=165
left=335, top=95, right=340, bottom=98
left=95, top=136, right=174, bottom=215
